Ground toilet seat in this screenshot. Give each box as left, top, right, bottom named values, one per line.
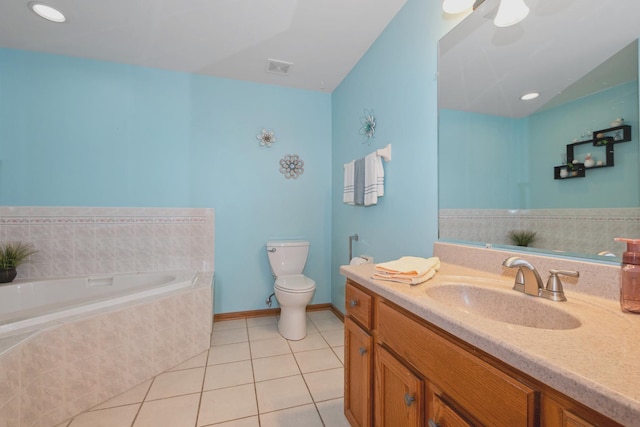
left=275, top=274, right=316, bottom=293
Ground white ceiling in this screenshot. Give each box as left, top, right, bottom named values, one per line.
left=0, top=0, right=407, bottom=93
left=439, top=0, right=640, bottom=118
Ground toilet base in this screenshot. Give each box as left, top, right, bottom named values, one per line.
left=278, top=307, right=308, bottom=340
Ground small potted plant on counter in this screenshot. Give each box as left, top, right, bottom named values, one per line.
left=508, top=230, right=537, bottom=247
left=0, top=241, right=37, bottom=284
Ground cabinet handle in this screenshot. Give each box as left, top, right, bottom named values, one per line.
left=428, top=420, right=440, bottom=427
left=404, top=393, right=415, bottom=407
left=358, top=347, right=367, bottom=356
left=349, top=299, right=358, bottom=307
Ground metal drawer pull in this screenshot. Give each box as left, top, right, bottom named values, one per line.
left=358, top=347, right=367, bottom=356
left=349, top=299, right=358, bottom=307
left=428, top=420, right=440, bottom=427
left=404, top=393, right=415, bottom=406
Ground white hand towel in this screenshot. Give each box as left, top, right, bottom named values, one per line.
left=343, top=161, right=355, bottom=205
left=364, top=152, right=382, bottom=206
left=376, top=155, right=384, bottom=197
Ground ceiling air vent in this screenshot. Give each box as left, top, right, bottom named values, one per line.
left=266, top=59, right=293, bottom=76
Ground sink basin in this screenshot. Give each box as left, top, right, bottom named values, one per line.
left=425, top=284, right=582, bottom=330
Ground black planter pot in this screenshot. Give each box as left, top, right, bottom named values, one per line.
left=0, top=268, right=17, bottom=284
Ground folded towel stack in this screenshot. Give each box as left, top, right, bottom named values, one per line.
left=372, top=256, right=440, bottom=285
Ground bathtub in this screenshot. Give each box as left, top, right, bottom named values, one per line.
left=0, top=269, right=213, bottom=426
left=0, top=270, right=197, bottom=335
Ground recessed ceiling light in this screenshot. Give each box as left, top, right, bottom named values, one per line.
left=29, top=2, right=66, bottom=23
left=520, top=92, right=539, bottom=101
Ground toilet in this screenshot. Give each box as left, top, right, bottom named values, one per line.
left=266, top=240, right=316, bottom=340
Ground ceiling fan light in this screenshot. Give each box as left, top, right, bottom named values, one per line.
left=494, top=0, right=529, bottom=27
left=442, top=0, right=475, bottom=14
left=29, top=2, right=66, bottom=23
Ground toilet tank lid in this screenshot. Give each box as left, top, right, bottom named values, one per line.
left=266, top=240, right=310, bottom=247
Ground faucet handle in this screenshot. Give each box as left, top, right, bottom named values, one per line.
left=542, top=269, right=579, bottom=302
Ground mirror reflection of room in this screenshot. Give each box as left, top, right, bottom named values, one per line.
left=438, top=0, right=640, bottom=260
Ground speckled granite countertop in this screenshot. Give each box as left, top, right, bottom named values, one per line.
left=340, top=246, right=640, bottom=427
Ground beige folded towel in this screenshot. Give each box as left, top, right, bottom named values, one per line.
left=372, top=256, right=440, bottom=285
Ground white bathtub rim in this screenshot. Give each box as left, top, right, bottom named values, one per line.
left=0, top=270, right=213, bottom=354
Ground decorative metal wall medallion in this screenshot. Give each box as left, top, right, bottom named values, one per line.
left=359, top=109, right=376, bottom=144
left=279, top=154, right=304, bottom=179
left=257, top=128, right=276, bottom=147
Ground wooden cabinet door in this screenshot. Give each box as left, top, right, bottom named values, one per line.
left=345, top=316, right=373, bottom=427
left=375, top=345, right=424, bottom=427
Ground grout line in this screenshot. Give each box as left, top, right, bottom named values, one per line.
left=193, top=347, right=210, bottom=427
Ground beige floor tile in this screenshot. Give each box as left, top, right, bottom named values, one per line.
left=68, top=404, right=139, bottom=427
left=169, top=351, right=209, bottom=371
left=134, top=394, right=200, bottom=427
left=333, top=346, right=345, bottom=364
left=246, top=316, right=278, bottom=327
left=255, top=375, right=312, bottom=413
left=146, top=367, right=205, bottom=401
left=212, top=319, right=247, bottom=331
left=248, top=324, right=281, bottom=341
left=321, top=329, right=344, bottom=347
left=310, top=317, right=344, bottom=332
left=294, top=348, right=342, bottom=373
left=249, top=336, right=291, bottom=359
left=211, top=328, right=248, bottom=345
left=303, top=368, right=344, bottom=402
left=204, top=416, right=259, bottom=426
left=92, top=379, right=152, bottom=410
left=288, top=333, right=329, bottom=353
left=304, top=321, right=319, bottom=334
left=203, top=360, right=253, bottom=390
left=252, top=354, right=300, bottom=382
left=307, top=310, right=339, bottom=322
left=316, top=398, right=351, bottom=427
left=259, top=404, right=324, bottom=427
left=208, top=342, right=251, bottom=365
left=198, top=384, right=257, bottom=426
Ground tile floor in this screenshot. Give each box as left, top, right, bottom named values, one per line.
left=58, top=310, right=349, bottom=427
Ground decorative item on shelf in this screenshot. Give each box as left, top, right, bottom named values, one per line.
left=594, top=136, right=614, bottom=146
left=508, top=230, right=537, bottom=247
left=257, top=128, right=276, bottom=147
left=0, top=241, right=37, bottom=284
left=359, top=109, right=376, bottom=144
left=584, top=153, right=595, bottom=168
left=610, top=117, right=624, bottom=127
left=279, top=154, right=304, bottom=179
left=559, top=168, right=569, bottom=178
left=597, top=160, right=604, bottom=166
left=568, top=160, right=580, bottom=176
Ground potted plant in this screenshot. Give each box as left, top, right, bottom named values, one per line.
left=0, top=241, right=37, bottom=284
left=508, top=230, right=537, bottom=247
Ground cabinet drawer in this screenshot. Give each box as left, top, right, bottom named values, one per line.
left=346, top=281, right=373, bottom=329
left=377, top=301, right=536, bottom=427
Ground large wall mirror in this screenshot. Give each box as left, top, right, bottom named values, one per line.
left=438, top=0, right=640, bottom=261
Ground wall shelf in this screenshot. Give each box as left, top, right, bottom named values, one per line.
left=554, top=124, right=630, bottom=180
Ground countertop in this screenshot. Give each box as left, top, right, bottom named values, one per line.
left=340, top=261, right=640, bottom=426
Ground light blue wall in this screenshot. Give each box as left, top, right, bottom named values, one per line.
left=439, top=109, right=527, bottom=209
left=439, top=81, right=639, bottom=210
left=0, top=49, right=332, bottom=314
left=528, top=81, right=639, bottom=208
left=330, top=0, right=456, bottom=312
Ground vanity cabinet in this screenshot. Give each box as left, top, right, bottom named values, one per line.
left=344, top=278, right=623, bottom=427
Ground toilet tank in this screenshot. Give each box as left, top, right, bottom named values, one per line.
left=266, top=240, right=310, bottom=277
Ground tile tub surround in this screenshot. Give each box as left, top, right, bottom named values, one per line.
left=340, top=252, right=640, bottom=426
left=439, top=207, right=640, bottom=257
left=0, top=272, right=213, bottom=427
left=0, top=206, right=215, bottom=280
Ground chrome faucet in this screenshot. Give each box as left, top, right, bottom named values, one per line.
left=502, top=257, right=579, bottom=301
left=502, top=257, right=545, bottom=297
